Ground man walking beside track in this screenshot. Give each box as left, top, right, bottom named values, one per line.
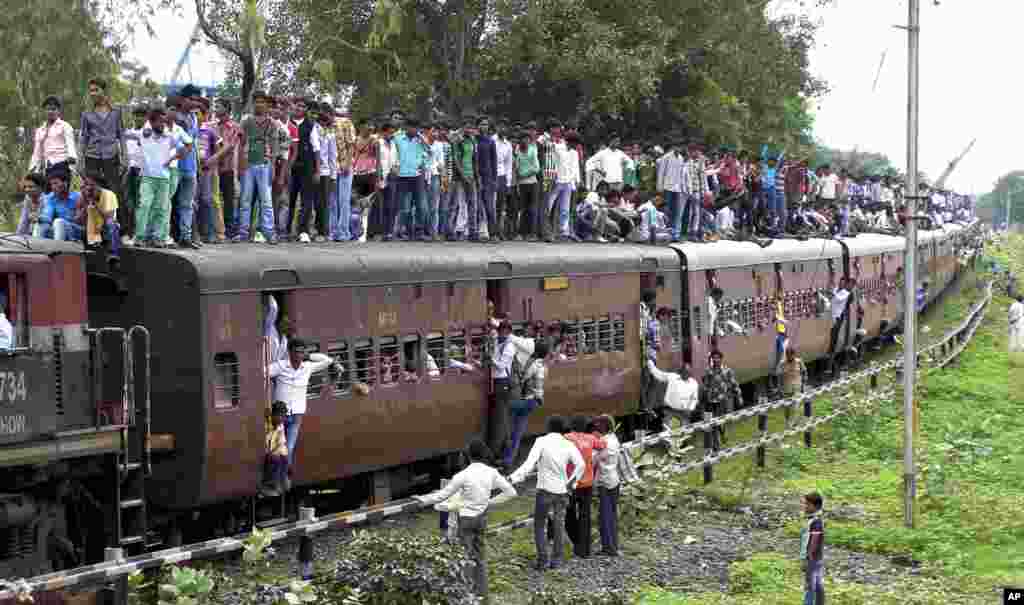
left=510, top=415, right=584, bottom=571
left=415, top=438, right=516, bottom=603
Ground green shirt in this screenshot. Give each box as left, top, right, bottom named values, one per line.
left=458, top=138, right=475, bottom=179
left=241, top=115, right=278, bottom=166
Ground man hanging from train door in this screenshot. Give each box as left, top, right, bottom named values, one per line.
left=488, top=320, right=519, bottom=464
left=267, top=339, right=333, bottom=472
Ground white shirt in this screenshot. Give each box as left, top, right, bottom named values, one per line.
left=416, top=462, right=516, bottom=518
left=378, top=137, right=398, bottom=178
left=267, top=353, right=331, bottom=415
left=647, top=361, right=699, bottom=412
left=831, top=287, right=851, bottom=320
left=594, top=432, right=621, bottom=489
left=817, top=174, right=839, bottom=200
left=429, top=141, right=446, bottom=177
left=491, top=337, right=517, bottom=379
left=553, top=142, right=580, bottom=186
left=510, top=432, right=585, bottom=494
left=30, top=119, right=78, bottom=172
left=1010, top=301, right=1023, bottom=326
left=586, top=148, right=632, bottom=184
left=715, top=206, right=735, bottom=232
left=125, top=128, right=144, bottom=169
left=656, top=152, right=686, bottom=193
left=507, top=334, right=535, bottom=368
left=495, top=136, right=514, bottom=185
left=133, top=126, right=191, bottom=179
left=0, top=313, right=13, bottom=350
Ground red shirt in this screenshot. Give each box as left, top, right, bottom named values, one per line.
left=287, top=122, right=299, bottom=163
left=565, top=432, right=606, bottom=489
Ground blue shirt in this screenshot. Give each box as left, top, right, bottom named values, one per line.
left=39, top=191, right=81, bottom=226
left=175, top=112, right=199, bottom=175
left=394, top=132, right=428, bottom=178
left=476, top=135, right=498, bottom=182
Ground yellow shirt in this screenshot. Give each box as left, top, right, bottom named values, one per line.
left=775, top=300, right=787, bottom=334
left=266, top=425, right=288, bottom=457
left=86, top=189, right=118, bottom=245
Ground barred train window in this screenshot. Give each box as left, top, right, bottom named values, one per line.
left=305, top=343, right=325, bottom=398
left=581, top=318, right=598, bottom=355
left=328, top=340, right=351, bottom=396
left=213, top=353, right=239, bottom=409
left=693, top=306, right=702, bottom=340
left=668, top=309, right=682, bottom=352
left=426, top=332, right=445, bottom=379
left=597, top=316, right=613, bottom=352
left=561, top=321, right=580, bottom=360
left=612, top=315, right=626, bottom=352
left=449, top=330, right=468, bottom=369
left=379, top=337, right=400, bottom=385
left=354, top=339, right=376, bottom=387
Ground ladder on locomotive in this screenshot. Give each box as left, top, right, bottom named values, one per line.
left=94, top=326, right=154, bottom=554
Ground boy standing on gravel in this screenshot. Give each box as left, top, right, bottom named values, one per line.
left=800, top=492, right=826, bottom=605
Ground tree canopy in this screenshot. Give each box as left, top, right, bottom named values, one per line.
left=204, top=0, right=832, bottom=153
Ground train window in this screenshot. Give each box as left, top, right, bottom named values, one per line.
left=0, top=274, right=28, bottom=349
left=380, top=337, right=400, bottom=386
left=328, top=341, right=351, bottom=396
left=469, top=327, right=490, bottom=369
left=305, top=343, right=326, bottom=398
left=581, top=318, right=598, bottom=355
left=426, top=332, right=446, bottom=380
left=668, top=310, right=682, bottom=352
left=213, top=353, right=240, bottom=409
left=561, top=321, right=580, bottom=360
left=612, top=315, right=626, bottom=352
left=402, top=334, right=423, bottom=383
left=597, top=316, right=613, bottom=352
left=354, top=339, right=376, bottom=388
left=449, top=330, right=468, bottom=370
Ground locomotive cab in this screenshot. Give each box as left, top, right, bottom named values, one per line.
left=0, top=237, right=149, bottom=578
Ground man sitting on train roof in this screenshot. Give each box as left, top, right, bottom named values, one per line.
left=79, top=172, right=121, bottom=260
left=37, top=170, right=81, bottom=243
left=15, top=173, right=46, bottom=238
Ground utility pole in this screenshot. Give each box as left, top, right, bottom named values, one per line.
left=901, top=0, right=921, bottom=530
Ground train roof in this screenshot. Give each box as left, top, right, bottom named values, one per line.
left=0, top=235, right=85, bottom=256
left=841, top=233, right=906, bottom=256
left=118, top=241, right=682, bottom=293
left=669, top=237, right=842, bottom=270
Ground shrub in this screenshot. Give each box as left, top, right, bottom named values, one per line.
left=331, top=529, right=478, bottom=605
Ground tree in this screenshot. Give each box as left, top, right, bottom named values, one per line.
left=978, top=172, right=1024, bottom=227
left=195, top=0, right=266, bottom=111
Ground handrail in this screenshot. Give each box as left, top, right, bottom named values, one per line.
left=0, top=281, right=994, bottom=600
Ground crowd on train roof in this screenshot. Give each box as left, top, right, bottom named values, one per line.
left=16, top=80, right=977, bottom=253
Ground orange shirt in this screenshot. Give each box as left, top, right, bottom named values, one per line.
left=565, top=432, right=606, bottom=489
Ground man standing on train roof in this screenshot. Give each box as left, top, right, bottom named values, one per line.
left=267, top=339, right=333, bottom=470
left=702, top=350, right=742, bottom=450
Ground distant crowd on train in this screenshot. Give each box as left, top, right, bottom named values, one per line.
left=16, top=80, right=977, bottom=252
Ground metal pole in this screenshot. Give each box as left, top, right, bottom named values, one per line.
left=902, top=0, right=921, bottom=530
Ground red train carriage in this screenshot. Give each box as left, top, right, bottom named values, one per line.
left=89, top=243, right=679, bottom=510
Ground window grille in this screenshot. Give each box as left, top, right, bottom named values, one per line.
left=327, top=341, right=351, bottom=396
left=213, top=353, right=239, bottom=409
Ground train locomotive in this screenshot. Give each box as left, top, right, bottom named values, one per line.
left=0, top=220, right=978, bottom=580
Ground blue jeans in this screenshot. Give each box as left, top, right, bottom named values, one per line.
left=480, top=178, right=498, bottom=236
left=430, top=175, right=442, bottom=236
left=664, top=191, right=682, bottom=240
left=396, top=175, right=428, bottom=238
left=49, top=218, right=83, bottom=242
left=504, top=398, right=541, bottom=466
left=682, top=193, right=702, bottom=239
left=545, top=183, right=573, bottom=237
left=838, top=202, right=850, bottom=236
left=285, top=413, right=303, bottom=467
left=765, top=186, right=785, bottom=233
left=174, top=172, right=197, bottom=241
left=804, top=560, right=824, bottom=605
left=598, top=486, right=619, bottom=555
left=239, top=164, right=275, bottom=239
left=333, top=172, right=353, bottom=240
left=197, top=170, right=215, bottom=241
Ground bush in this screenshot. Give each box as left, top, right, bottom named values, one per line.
left=331, top=529, right=479, bottom=605
left=529, top=587, right=634, bottom=604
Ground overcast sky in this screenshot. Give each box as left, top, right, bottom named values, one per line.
left=131, top=0, right=1017, bottom=194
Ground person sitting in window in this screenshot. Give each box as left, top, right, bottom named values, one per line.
left=0, top=298, right=13, bottom=351
left=16, top=173, right=46, bottom=237
left=263, top=401, right=290, bottom=497
left=38, top=170, right=82, bottom=242
left=80, top=173, right=121, bottom=259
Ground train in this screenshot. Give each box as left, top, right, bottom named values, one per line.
left=0, top=220, right=980, bottom=580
